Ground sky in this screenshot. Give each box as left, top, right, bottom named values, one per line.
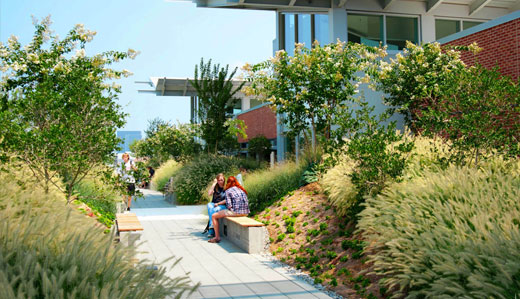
left=0, top=0, right=275, bottom=135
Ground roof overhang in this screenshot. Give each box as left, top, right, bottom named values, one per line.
left=180, top=0, right=520, bottom=14
left=137, top=77, right=249, bottom=97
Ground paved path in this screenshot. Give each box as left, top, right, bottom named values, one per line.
left=132, top=189, right=333, bottom=299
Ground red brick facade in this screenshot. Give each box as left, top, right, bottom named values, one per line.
left=442, top=18, right=519, bottom=81
left=237, top=105, right=277, bottom=143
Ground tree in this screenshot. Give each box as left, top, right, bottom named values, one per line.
left=248, top=135, right=271, bottom=161
left=244, top=40, right=385, bottom=152
left=375, top=41, right=469, bottom=132
left=131, top=121, right=201, bottom=167
left=0, top=17, right=135, bottom=202
left=189, top=58, right=245, bottom=153
left=376, top=41, right=520, bottom=164
left=144, top=117, right=169, bottom=138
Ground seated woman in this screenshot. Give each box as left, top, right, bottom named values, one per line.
left=205, top=173, right=227, bottom=238
left=208, top=176, right=250, bottom=243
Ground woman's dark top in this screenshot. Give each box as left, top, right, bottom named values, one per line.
left=212, top=186, right=226, bottom=204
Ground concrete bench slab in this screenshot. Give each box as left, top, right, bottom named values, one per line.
left=220, top=216, right=268, bottom=254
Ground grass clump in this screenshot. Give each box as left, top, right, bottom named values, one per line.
left=245, top=161, right=306, bottom=214
left=0, top=164, right=197, bottom=298
left=358, top=159, right=520, bottom=298
left=152, top=159, right=183, bottom=191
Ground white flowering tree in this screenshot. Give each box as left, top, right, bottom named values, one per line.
left=0, top=17, right=137, bottom=202
left=376, top=41, right=520, bottom=164
left=375, top=41, right=470, bottom=130
left=243, top=40, right=385, bottom=152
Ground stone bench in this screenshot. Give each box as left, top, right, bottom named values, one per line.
left=115, top=212, right=143, bottom=246
left=219, top=216, right=268, bottom=254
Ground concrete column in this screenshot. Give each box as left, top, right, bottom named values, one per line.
left=421, top=14, right=436, bottom=43
left=328, top=7, right=348, bottom=43
left=276, top=113, right=285, bottom=161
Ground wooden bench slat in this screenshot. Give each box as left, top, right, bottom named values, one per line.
left=116, top=213, right=143, bottom=231
left=118, top=226, right=144, bottom=231
left=226, top=216, right=265, bottom=227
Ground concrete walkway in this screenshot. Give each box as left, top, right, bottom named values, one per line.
left=132, top=189, right=333, bottom=299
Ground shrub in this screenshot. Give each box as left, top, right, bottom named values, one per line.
left=172, top=154, right=262, bottom=205
left=323, top=135, right=449, bottom=217
left=0, top=164, right=197, bottom=298
left=73, top=170, right=120, bottom=227
left=358, top=158, right=520, bottom=298
left=152, top=159, right=183, bottom=191
left=245, top=161, right=306, bottom=214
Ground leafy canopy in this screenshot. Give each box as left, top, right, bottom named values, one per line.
left=190, top=58, right=245, bottom=153
left=0, top=16, right=136, bottom=201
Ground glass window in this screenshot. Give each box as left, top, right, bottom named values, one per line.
left=249, top=98, right=262, bottom=109
left=463, top=21, right=483, bottom=30
left=298, top=14, right=312, bottom=48
left=386, top=16, right=418, bottom=50
left=348, top=14, right=383, bottom=47
left=435, top=19, right=460, bottom=40
left=284, top=14, right=296, bottom=54
left=314, top=14, right=329, bottom=46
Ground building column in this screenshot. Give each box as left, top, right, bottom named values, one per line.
left=421, top=14, right=436, bottom=43
left=328, top=7, right=348, bottom=43
left=276, top=113, right=286, bottom=162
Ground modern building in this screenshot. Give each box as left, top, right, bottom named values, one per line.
left=439, top=9, right=519, bottom=81
left=143, top=0, right=519, bottom=160
left=117, top=130, right=142, bottom=153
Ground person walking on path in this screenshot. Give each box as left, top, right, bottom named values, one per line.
left=204, top=173, right=227, bottom=238
left=208, top=176, right=250, bottom=243
left=120, top=152, right=137, bottom=211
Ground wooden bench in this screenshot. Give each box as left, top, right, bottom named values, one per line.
left=219, top=216, right=268, bottom=254
left=115, top=213, right=143, bottom=246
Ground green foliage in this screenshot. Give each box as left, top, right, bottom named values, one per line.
left=358, top=158, right=520, bottom=298
left=190, top=58, right=245, bottom=153
left=0, top=17, right=131, bottom=202
left=245, top=41, right=386, bottom=152
left=277, top=233, right=286, bottom=242
left=0, top=164, right=197, bottom=298
left=247, top=134, right=272, bottom=161
left=375, top=41, right=469, bottom=128
left=151, top=159, right=182, bottom=192
left=131, top=120, right=201, bottom=167
left=244, top=161, right=306, bottom=214
left=172, top=154, right=262, bottom=205
left=376, top=42, right=520, bottom=164
left=321, top=128, right=416, bottom=217
left=73, top=169, right=120, bottom=227
left=333, top=101, right=414, bottom=203
left=418, top=64, right=520, bottom=164
left=300, top=162, right=320, bottom=185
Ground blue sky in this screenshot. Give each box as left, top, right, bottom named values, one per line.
left=0, top=0, right=275, bottom=134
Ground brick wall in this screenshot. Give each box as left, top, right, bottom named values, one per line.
left=442, top=18, right=519, bottom=81
left=237, top=105, right=277, bottom=143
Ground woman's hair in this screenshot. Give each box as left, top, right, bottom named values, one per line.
left=225, top=176, right=247, bottom=195
left=122, top=153, right=130, bottom=159
left=214, top=173, right=225, bottom=192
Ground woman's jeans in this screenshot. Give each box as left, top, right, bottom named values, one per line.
left=207, top=202, right=227, bottom=228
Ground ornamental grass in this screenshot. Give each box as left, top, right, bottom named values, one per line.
left=358, top=158, right=520, bottom=298
left=245, top=161, right=306, bottom=214
left=321, top=135, right=450, bottom=217
left=0, top=164, right=196, bottom=298
left=152, top=159, right=182, bottom=191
